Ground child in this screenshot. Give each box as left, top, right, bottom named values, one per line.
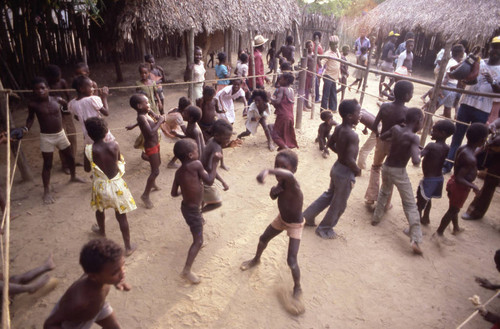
left=69, top=75, right=114, bottom=148
left=183, top=105, right=205, bottom=157
left=237, top=89, right=275, bottom=151
left=276, top=35, right=296, bottom=65
left=207, top=50, right=215, bottom=68
left=45, top=64, right=77, bottom=174
left=84, top=117, right=137, bottom=255
left=271, top=72, right=298, bottom=150
left=240, top=150, right=304, bottom=301
left=215, top=79, right=247, bottom=124
left=304, top=40, right=315, bottom=109
left=145, top=54, right=166, bottom=109
left=432, top=123, right=488, bottom=245
left=215, top=52, right=230, bottom=92
left=357, top=108, right=377, bottom=171
left=184, top=47, right=206, bottom=101
left=337, top=45, right=350, bottom=101
left=364, top=80, right=413, bottom=208
left=130, top=94, right=165, bottom=209
left=74, top=62, right=99, bottom=95
left=235, top=52, right=249, bottom=78
left=416, top=120, right=455, bottom=225
left=136, top=63, right=163, bottom=114
left=171, top=139, right=222, bottom=284
left=348, top=46, right=368, bottom=93
left=19, top=77, right=84, bottom=204
left=196, top=86, right=221, bottom=141
left=395, top=39, right=415, bottom=77
left=200, top=119, right=232, bottom=212
left=44, top=238, right=131, bottom=328
left=266, top=40, right=277, bottom=74
left=371, top=108, right=424, bottom=255
left=161, top=97, right=190, bottom=168
left=304, top=100, right=361, bottom=239
left=316, top=110, right=338, bottom=158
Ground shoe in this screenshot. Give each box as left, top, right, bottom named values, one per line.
left=461, top=213, right=481, bottom=220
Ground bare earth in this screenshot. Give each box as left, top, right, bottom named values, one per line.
left=3, top=56, right=500, bottom=329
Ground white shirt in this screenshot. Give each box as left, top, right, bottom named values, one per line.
left=68, top=96, right=115, bottom=144
left=193, top=61, right=206, bottom=83
left=215, top=85, right=245, bottom=124
left=236, top=62, right=248, bottom=77
left=245, top=102, right=270, bottom=134
left=443, top=58, right=460, bottom=85
left=461, top=59, right=500, bottom=113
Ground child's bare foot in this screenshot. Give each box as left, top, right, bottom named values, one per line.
left=125, top=244, right=137, bottom=257
left=27, top=274, right=51, bottom=294
left=240, top=259, right=260, bottom=271
left=452, top=227, right=465, bottom=235
left=141, top=195, right=154, bottom=209
left=410, top=241, right=423, bottom=255
left=293, top=286, right=303, bottom=299
left=181, top=270, right=201, bottom=284
left=44, top=254, right=56, bottom=271
left=268, top=143, right=276, bottom=151
left=115, top=280, right=132, bottom=291
left=43, top=192, right=55, bottom=204
left=70, top=176, right=86, bottom=183
left=91, top=224, right=105, bottom=236
left=420, top=217, right=430, bottom=226
left=322, top=151, right=329, bottom=159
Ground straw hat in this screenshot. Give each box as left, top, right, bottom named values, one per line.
left=388, top=31, right=400, bottom=37
left=492, top=36, right=500, bottom=44
left=254, top=35, right=268, bottom=47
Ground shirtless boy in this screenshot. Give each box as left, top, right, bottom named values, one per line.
left=171, top=139, right=222, bottom=284
left=17, top=77, right=84, bottom=204
left=416, top=120, right=455, bottom=225
left=304, top=99, right=361, bottom=239
left=44, top=238, right=131, bottom=329
left=240, top=150, right=304, bottom=300
left=183, top=105, right=205, bottom=157
left=276, top=36, right=296, bottom=65
left=130, top=94, right=165, bottom=209
left=84, top=117, right=137, bottom=256
left=196, top=86, right=221, bottom=141
left=365, top=80, right=413, bottom=209
left=371, top=108, right=424, bottom=255
left=433, top=123, right=488, bottom=245
left=316, top=110, right=338, bottom=158
left=200, top=119, right=232, bottom=212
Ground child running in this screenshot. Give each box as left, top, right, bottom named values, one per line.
left=237, top=89, right=275, bottom=151
left=240, top=150, right=304, bottom=301
left=371, top=108, right=424, bottom=255
left=432, top=123, right=488, bottom=245
left=303, top=100, right=361, bottom=239
left=348, top=46, right=368, bottom=93
left=44, top=238, right=131, bottom=328
left=129, top=94, right=165, bottom=209
left=416, top=120, right=455, bottom=225
left=84, top=117, right=137, bottom=256
left=316, top=110, right=338, bottom=158
left=171, top=139, right=222, bottom=284
left=271, top=72, right=298, bottom=150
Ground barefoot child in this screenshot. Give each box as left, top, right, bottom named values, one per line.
left=136, top=63, right=163, bottom=115
left=371, top=108, right=424, bottom=255
left=196, top=86, right=221, bottom=141
left=271, top=72, right=298, bottom=150
left=416, top=120, right=455, bottom=226
left=240, top=150, right=304, bottom=301
left=433, top=123, right=488, bottom=244
left=84, top=117, right=137, bottom=256
left=129, top=94, right=165, bottom=209
left=316, top=110, right=338, bottom=158
left=237, top=89, right=275, bottom=151
left=44, top=238, right=131, bottom=328
left=183, top=105, right=205, bottom=157
left=17, top=77, right=84, bottom=204
left=337, top=45, right=350, bottom=101
left=348, top=46, right=368, bottom=93
left=200, top=119, right=232, bottom=212
left=171, top=139, right=222, bottom=284
left=304, top=100, right=361, bottom=239
left=161, top=97, right=190, bottom=168
left=215, top=52, right=230, bottom=92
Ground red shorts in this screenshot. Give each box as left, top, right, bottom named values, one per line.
left=144, top=143, right=160, bottom=156
left=446, top=175, right=471, bottom=209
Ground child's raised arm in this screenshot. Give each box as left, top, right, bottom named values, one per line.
left=257, top=168, right=294, bottom=184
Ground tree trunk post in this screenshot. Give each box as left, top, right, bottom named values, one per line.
left=296, top=48, right=307, bottom=130
left=187, top=29, right=195, bottom=100
left=249, top=31, right=256, bottom=92
left=312, top=35, right=319, bottom=119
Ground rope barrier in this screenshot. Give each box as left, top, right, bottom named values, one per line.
left=456, top=290, right=500, bottom=329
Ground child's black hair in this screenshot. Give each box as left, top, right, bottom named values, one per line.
left=451, top=44, right=465, bottom=58
left=138, top=63, right=150, bottom=73
left=211, top=118, right=233, bottom=136
left=280, top=62, right=292, bottom=72
left=405, top=107, right=423, bottom=124
left=203, top=86, right=216, bottom=98
left=276, top=149, right=298, bottom=173
left=393, top=80, right=413, bottom=101
left=320, top=110, right=334, bottom=121
left=178, top=97, right=191, bottom=111
left=72, top=75, right=90, bottom=91
left=239, top=52, right=248, bottom=63
left=144, top=54, right=154, bottom=62
left=85, top=117, right=108, bottom=142
left=338, top=99, right=359, bottom=119
left=286, top=35, right=294, bottom=44
left=433, top=120, right=456, bottom=137
left=44, top=64, right=61, bottom=79
left=185, top=105, right=202, bottom=122
left=129, top=94, right=146, bottom=110
left=466, top=122, right=489, bottom=145
left=75, top=62, right=89, bottom=72
left=217, top=52, right=227, bottom=62
left=252, top=89, right=269, bottom=103
left=280, top=72, right=294, bottom=86
left=32, top=76, right=48, bottom=87
left=80, top=238, right=123, bottom=274
left=341, top=45, right=350, bottom=53
left=360, top=46, right=367, bottom=53
left=312, top=31, right=322, bottom=40
left=195, top=46, right=202, bottom=52
left=173, top=138, right=197, bottom=162
left=305, top=40, right=313, bottom=48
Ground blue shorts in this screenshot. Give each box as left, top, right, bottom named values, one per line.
left=418, top=176, right=444, bottom=201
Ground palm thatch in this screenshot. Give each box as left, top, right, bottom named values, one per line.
left=116, top=0, right=299, bottom=48
left=359, top=0, right=499, bottom=46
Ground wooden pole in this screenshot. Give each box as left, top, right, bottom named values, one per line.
left=187, top=29, right=195, bottom=100
left=420, top=41, right=452, bottom=147
left=227, top=28, right=232, bottom=66
left=249, top=31, right=256, bottom=91
left=311, top=35, right=319, bottom=119
left=359, top=39, right=373, bottom=107
left=296, top=48, right=307, bottom=130
left=2, top=87, right=11, bottom=329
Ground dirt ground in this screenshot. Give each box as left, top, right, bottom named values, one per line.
left=2, top=54, right=500, bottom=329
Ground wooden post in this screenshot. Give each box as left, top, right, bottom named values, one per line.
left=311, top=35, right=319, bottom=119
left=420, top=41, right=452, bottom=147
left=359, top=39, right=373, bottom=106
left=249, top=31, right=256, bottom=91
left=139, top=29, right=146, bottom=61
left=238, top=32, right=243, bottom=54
left=296, top=48, right=307, bottom=130
left=226, top=28, right=232, bottom=66
left=187, top=29, right=195, bottom=100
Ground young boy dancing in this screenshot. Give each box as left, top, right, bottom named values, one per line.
left=303, top=99, right=361, bottom=239
left=196, top=86, right=221, bottom=141
left=84, top=117, right=137, bottom=256
left=44, top=238, right=131, bottom=328
left=433, top=123, right=488, bottom=245
left=129, top=94, right=165, bottom=209
left=240, top=150, right=304, bottom=300
left=316, top=110, right=338, bottom=158
left=371, top=108, right=424, bottom=255
left=183, top=105, right=205, bottom=157
left=171, top=139, right=222, bottom=284
left=416, top=120, right=455, bottom=225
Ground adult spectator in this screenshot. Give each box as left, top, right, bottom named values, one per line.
left=378, top=31, right=399, bottom=96
left=248, top=35, right=269, bottom=91
left=320, top=35, right=341, bottom=112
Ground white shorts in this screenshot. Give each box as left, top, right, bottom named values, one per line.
left=40, top=130, right=71, bottom=153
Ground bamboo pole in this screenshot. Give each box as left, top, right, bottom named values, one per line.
left=249, top=31, right=256, bottom=91
left=296, top=48, right=307, bottom=130
left=311, top=35, right=319, bottom=119
left=187, top=29, right=195, bottom=100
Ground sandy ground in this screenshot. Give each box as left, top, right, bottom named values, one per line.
left=2, top=55, right=500, bottom=329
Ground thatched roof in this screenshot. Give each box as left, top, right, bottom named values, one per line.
left=359, top=0, right=500, bottom=46
left=116, top=0, right=298, bottom=45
